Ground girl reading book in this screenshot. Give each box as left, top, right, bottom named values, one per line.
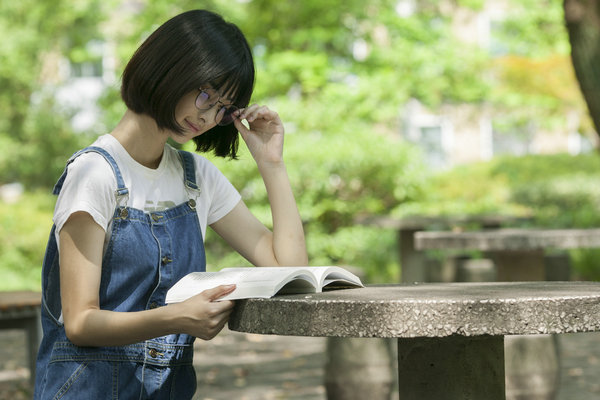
left=34, top=9, right=307, bottom=399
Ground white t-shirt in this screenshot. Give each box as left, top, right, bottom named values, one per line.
left=53, top=134, right=241, bottom=249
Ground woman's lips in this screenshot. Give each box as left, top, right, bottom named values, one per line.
left=185, top=119, right=200, bottom=133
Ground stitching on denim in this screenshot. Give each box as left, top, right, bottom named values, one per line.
left=49, top=342, right=194, bottom=366
left=112, top=361, right=118, bottom=400
left=52, top=361, right=88, bottom=399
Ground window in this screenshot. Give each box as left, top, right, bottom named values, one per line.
left=491, top=123, right=532, bottom=156
left=418, top=126, right=447, bottom=168
left=69, top=40, right=105, bottom=79
left=401, top=100, right=451, bottom=169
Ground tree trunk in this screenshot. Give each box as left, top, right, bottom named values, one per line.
left=564, top=0, right=600, bottom=138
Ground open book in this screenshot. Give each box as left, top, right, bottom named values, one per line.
left=165, top=266, right=364, bottom=302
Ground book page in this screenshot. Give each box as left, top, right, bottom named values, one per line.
left=166, top=266, right=363, bottom=303
left=301, top=266, right=364, bottom=289
left=166, top=267, right=319, bottom=303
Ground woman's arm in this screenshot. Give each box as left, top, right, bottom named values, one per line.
left=211, top=105, right=308, bottom=267
left=59, top=211, right=236, bottom=347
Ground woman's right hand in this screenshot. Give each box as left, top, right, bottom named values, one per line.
left=172, top=285, right=237, bottom=340
left=60, top=211, right=238, bottom=345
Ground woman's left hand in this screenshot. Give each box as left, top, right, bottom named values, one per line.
left=233, top=105, right=285, bottom=165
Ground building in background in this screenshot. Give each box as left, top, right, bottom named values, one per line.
left=398, top=0, right=596, bottom=168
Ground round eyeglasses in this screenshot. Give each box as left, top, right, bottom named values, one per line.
left=195, top=88, right=239, bottom=126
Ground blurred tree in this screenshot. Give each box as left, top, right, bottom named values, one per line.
left=564, top=0, right=600, bottom=138
left=2, top=0, right=593, bottom=282
left=0, top=0, right=107, bottom=187
left=486, top=0, right=589, bottom=134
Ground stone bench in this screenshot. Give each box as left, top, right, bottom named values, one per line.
left=229, top=282, right=600, bottom=400
left=0, top=291, right=42, bottom=385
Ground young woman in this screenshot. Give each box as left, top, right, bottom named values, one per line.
left=34, top=9, right=307, bottom=399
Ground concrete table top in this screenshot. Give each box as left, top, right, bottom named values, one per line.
left=229, top=282, right=600, bottom=338
left=230, top=283, right=600, bottom=399
left=0, top=291, right=41, bottom=319
left=415, top=228, right=600, bottom=251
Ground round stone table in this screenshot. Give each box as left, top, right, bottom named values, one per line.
left=415, top=227, right=600, bottom=398
left=229, top=282, right=600, bottom=400
left=0, top=291, right=41, bottom=385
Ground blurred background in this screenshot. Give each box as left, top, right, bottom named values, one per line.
left=1, top=0, right=600, bottom=290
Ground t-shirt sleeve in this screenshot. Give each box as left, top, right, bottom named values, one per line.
left=196, top=157, right=242, bottom=225
left=53, top=152, right=117, bottom=234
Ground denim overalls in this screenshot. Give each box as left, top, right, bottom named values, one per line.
left=34, top=146, right=205, bottom=399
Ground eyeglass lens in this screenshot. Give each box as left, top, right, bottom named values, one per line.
left=195, top=89, right=238, bottom=126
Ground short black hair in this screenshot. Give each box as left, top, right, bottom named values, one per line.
left=121, top=9, right=255, bottom=158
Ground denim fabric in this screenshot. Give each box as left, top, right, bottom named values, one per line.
left=34, top=147, right=205, bottom=399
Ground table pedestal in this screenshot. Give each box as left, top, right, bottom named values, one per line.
left=491, top=249, right=558, bottom=400
left=397, top=335, right=505, bottom=400
left=325, top=337, right=394, bottom=400
left=399, top=228, right=428, bottom=283
left=504, top=335, right=560, bottom=400
left=230, top=283, right=600, bottom=400
left=493, top=250, right=545, bottom=282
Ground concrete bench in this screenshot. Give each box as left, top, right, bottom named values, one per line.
left=229, top=282, right=600, bottom=400
left=0, top=291, right=42, bottom=385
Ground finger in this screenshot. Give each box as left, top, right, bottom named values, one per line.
left=239, top=105, right=274, bottom=123
left=233, top=114, right=250, bottom=134
left=215, top=314, right=231, bottom=332
left=204, top=315, right=231, bottom=340
left=245, top=107, right=276, bottom=123
left=238, top=104, right=260, bottom=120
left=233, top=117, right=252, bottom=143
left=212, top=300, right=236, bottom=313
left=202, top=284, right=236, bottom=301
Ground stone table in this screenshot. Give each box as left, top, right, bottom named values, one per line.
left=414, top=228, right=600, bottom=281
left=0, top=291, right=41, bottom=386
left=229, top=283, right=600, bottom=400
left=357, top=214, right=530, bottom=282
left=415, top=227, right=600, bottom=398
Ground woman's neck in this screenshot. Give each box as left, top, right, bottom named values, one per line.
left=111, top=110, right=168, bottom=169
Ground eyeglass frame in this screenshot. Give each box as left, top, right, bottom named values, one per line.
left=194, top=88, right=239, bottom=126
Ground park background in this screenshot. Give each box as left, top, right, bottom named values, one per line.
left=2, top=0, right=600, bottom=291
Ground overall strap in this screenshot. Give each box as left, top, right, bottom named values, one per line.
left=177, top=150, right=200, bottom=192
left=52, top=146, right=129, bottom=199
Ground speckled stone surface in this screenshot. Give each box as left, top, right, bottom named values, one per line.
left=228, top=282, right=600, bottom=338
left=415, top=228, right=600, bottom=251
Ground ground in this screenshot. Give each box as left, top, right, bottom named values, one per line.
left=1, top=328, right=599, bottom=399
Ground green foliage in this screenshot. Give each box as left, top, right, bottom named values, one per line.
left=1, top=96, right=95, bottom=188
left=0, top=191, right=54, bottom=290
left=0, top=0, right=106, bottom=187
left=256, top=51, right=330, bottom=96
left=493, top=0, right=569, bottom=57
left=0, top=0, right=596, bottom=287
left=490, top=153, right=600, bottom=228
left=487, top=0, right=587, bottom=131
left=414, top=152, right=600, bottom=280
left=205, top=125, right=426, bottom=283
left=395, top=161, right=524, bottom=218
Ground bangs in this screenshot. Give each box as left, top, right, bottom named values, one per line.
left=122, top=9, right=256, bottom=158
left=210, top=59, right=255, bottom=109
